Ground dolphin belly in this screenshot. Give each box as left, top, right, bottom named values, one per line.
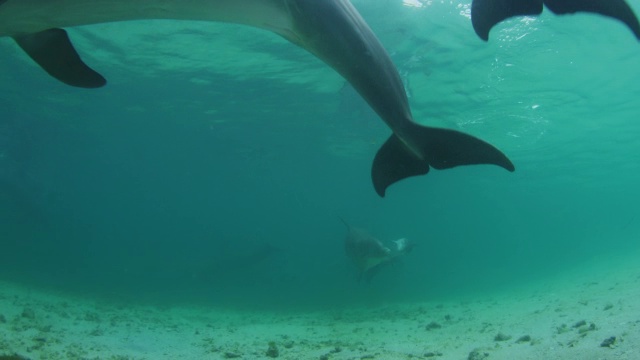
left=0, top=0, right=293, bottom=36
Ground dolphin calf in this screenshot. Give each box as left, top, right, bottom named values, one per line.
left=0, top=0, right=515, bottom=196
left=471, top=0, right=640, bottom=41
left=341, top=219, right=414, bottom=282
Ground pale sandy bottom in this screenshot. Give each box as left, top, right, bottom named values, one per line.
left=1, top=251, right=639, bottom=360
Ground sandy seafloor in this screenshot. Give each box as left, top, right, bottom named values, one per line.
left=1, top=250, right=639, bottom=360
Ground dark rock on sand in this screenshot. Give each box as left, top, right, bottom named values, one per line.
left=468, top=349, right=489, bottom=360
left=266, top=341, right=279, bottom=358
left=572, top=320, right=586, bottom=328
left=494, top=333, right=511, bottom=341
left=515, top=335, right=531, bottom=343
left=578, top=323, right=597, bottom=335
left=20, top=308, right=35, bottom=320
left=601, top=336, right=616, bottom=348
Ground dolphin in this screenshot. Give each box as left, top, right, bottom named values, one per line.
left=0, top=0, right=515, bottom=196
left=471, top=0, right=640, bottom=41
left=341, top=218, right=414, bottom=282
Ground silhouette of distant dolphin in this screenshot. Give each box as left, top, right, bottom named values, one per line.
left=340, top=219, right=413, bottom=282
left=471, top=0, right=640, bottom=41
left=0, top=0, right=514, bottom=196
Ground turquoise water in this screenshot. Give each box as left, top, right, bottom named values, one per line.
left=1, top=1, right=639, bottom=310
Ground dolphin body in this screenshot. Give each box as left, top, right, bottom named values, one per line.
left=471, top=0, right=640, bottom=41
left=0, top=0, right=515, bottom=196
left=341, top=219, right=414, bottom=282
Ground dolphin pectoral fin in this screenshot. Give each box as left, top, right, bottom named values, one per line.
left=544, top=0, right=640, bottom=40
left=372, top=126, right=514, bottom=197
left=13, top=28, right=106, bottom=88
left=471, top=0, right=543, bottom=41
left=372, top=135, right=430, bottom=197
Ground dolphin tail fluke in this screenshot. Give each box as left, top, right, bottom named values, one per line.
left=471, top=0, right=543, bottom=41
left=13, top=28, right=106, bottom=88
left=371, top=135, right=430, bottom=197
left=544, top=0, right=640, bottom=40
left=371, top=125, right=514, bottom=197
left=471, top=0, right=640, bottom=41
